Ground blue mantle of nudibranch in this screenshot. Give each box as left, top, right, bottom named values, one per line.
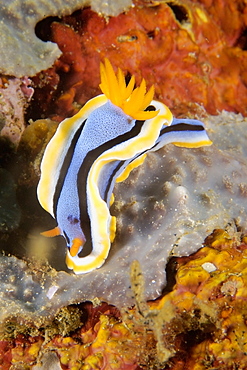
left=37, top=59, right=212, bottom=274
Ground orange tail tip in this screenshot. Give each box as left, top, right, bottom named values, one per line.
left=41, top=226, right=62, bottom=237
left=70, top=237, right=85, bottom=257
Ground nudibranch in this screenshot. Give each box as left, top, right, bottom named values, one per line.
left=37, top=59, right=212, bottom=274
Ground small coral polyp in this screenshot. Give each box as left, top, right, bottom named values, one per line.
left=37, top=59, right=211, bottom=274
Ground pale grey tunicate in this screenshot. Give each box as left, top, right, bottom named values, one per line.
left=0, top=0, right=132, bottom=77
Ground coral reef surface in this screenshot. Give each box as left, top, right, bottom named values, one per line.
left=0, top=302, right=141, bottom=370
left=29, top=0, right=247, bottom=121
left=0, top=0, right=132, bottom=77
left=0, top=77, right=33, bottom=144
left=128, top=229, right=247, bottom=369
left=1, top=230, right=247, bottom=369
left=1, top=112, right=247, bottom=320
left=1, top=1, right=247, bottom=368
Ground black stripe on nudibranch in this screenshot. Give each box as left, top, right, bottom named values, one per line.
left=112, top=121, right=207, bottom=180
left=161, top=123, right=204, bottom=134
left=101, top=106, right=157, bottom=202
left=76, top=118, right=148, bottom=251
left=103, top=160, right=125, bottom=202
left=53, top=120, right=86, bottom=217
left=63, top=230, right=70, bottom=245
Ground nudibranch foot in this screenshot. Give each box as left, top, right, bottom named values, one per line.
left=37, top=58, right=212, bottom=275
